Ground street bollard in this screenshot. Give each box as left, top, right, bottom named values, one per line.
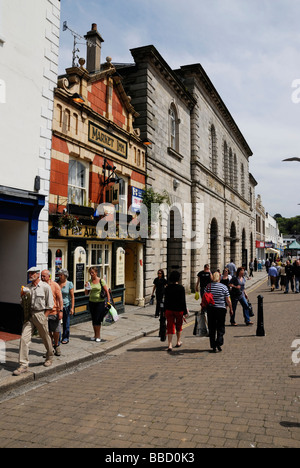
left=256, top=295, right=265, bottom=336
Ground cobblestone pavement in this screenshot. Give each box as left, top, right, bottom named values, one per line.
left=0, top=276, right=299, bottom=448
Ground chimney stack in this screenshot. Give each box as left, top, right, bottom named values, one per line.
left=84, top=23, right=104, bottom=73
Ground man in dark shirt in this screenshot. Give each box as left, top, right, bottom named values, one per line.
left=196, top=264, right=213, bottom=298
left=293, top=260, right=300, bottom=293
left=285, top=260, right=294, bottom=294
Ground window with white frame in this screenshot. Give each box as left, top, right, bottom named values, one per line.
left=87, top=242, right=111, bottom=285
left=68, top=159, right=89, bottom=206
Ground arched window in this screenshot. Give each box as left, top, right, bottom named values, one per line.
left=241, top=163, right=245, bottom=198
left=210, top=125, right=217, bottom=174
left=233, top=154, right=238, bottom=191
left=229, top=148, right=234, bottom=187
left=224, top=142, right=229, bottom=184
left=169, top=104, right=179, bottom=152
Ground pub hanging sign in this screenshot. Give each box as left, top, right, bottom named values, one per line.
left=88, top=121, right=128, bottom=158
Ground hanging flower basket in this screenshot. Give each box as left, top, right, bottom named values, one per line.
left=53, top=213, right=82, bottom=234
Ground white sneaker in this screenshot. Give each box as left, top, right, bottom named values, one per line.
left=95, top=338, right=101, bottom=343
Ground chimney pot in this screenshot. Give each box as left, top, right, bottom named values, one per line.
left=92, top=23, right=97, bottom=31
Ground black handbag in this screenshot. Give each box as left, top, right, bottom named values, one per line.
left=100, top=280, right=107, bottom=299
left=248, top=302, right=254, bottom=317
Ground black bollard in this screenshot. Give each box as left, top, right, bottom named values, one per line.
left=256, top=295, right=265, bottom=336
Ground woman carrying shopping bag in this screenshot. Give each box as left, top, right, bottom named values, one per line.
left=204, top=272, right=233, bottom=353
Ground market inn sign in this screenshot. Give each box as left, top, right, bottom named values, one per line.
left=88, top=121, right=128, bottom=158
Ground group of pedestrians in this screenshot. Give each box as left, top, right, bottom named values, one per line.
left=13, top=265, right=109, bottom=377
left=151, top=260, right=254, bottom=354
left=267, top=259, right=300, bottom=293
left=195, top=261, right=254, bottom=353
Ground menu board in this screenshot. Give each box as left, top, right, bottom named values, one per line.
left=76, top=263, right=85, bottom=291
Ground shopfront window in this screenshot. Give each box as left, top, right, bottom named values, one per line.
left=48, top=244, right=67, bottom=281
left=87, top=243, right=111, bottom=284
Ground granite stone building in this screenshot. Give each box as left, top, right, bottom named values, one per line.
left=177, top=64, right=256, bottom=288
left=118, top=48, right=256, bottom=297
left=117, top=47, right=196, bottom=297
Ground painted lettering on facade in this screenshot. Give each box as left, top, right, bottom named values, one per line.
left=88, top=121, right=128, bottom=158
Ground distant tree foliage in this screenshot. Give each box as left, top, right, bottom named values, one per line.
left=273, top=214, right=300, bottom=235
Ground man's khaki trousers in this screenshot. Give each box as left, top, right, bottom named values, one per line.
left=19, top=311, right=54, bottom=367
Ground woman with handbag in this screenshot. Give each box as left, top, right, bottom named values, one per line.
left=229, top=267, right=253, bottom=326
left=85, top=267, right=111, bottom=342
left=204, top=272, right=233, bottom=353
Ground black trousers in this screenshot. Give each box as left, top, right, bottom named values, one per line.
left=207, top=307, right=226, bottom=349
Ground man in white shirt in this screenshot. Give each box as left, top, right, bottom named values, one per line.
left=13, top=267, right=54, bottom=376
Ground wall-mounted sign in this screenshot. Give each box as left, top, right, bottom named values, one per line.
left=88, top=121, right=128, bottom=158
left=131, top=187, right=144, bottom=212
left=115, top=247, right=125, bottom=286
left=256, top=241, right=265, bottom=248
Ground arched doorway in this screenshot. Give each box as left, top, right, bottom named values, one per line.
left=167, top=207, right=183, bottom=281
left=210, top=218, right=219, bottom=273
left=230, top=222, right=237, bottom=263
left=242, top=228, right=247, bottom=268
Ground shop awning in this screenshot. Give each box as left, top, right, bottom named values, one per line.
left=285, top=240, right=300, bottom=250
left=266, top=248, right=280, bottom=254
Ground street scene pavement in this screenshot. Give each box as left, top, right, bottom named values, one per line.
left=0, top=271, right=299, bottom=449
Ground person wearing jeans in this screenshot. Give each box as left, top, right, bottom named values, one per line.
left=57, top=269, right=75, bottom=344
left=229, top=267, right=253, bottom=326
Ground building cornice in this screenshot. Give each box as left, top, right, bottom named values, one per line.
left=177, top=64, right=253, bottom=158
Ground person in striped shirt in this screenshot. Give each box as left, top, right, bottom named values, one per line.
left=204, top=272, right=233, bottom=353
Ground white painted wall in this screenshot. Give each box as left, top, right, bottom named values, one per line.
left=0, top=0, right=60, bottom=268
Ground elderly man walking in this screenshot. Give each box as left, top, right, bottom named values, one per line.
left=41, top=270, right=63, bottom=356
left=13, top=267, right=54, bottom=376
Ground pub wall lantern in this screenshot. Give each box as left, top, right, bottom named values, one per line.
left=102, top=158, right=120, bottom=185
left=72, top=92, right=85, bottom=104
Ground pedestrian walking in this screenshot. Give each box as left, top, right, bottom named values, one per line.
left=57, top=269, right=75, bottom=344
left=164, top=270, right=188, bottom=352
left=204, top=272, right=233, bottom=353
left=268, top=263, right=278, bottom=292
left=151, top=269, right=167, bottom=317
left=293, top=259, right=300, bottom=293
left=41, top=270, right=63, bottom=356
left=13, top=267, right=54, bottom=376
left=196, top=264, right=213, bottom=298
left=285, top=260, right=295, bottom=294
left=280, top=263, right=287, bottom=291
left=226, top=259, right=237, bottom=278
left=249, top=259, right=254, bottom=277
left=229, top=267, right=253, bottom=326
left=85, top=267, right=111, bottom=342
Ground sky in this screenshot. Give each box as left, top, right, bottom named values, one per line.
left=59, top=0, right=300, bottom=218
